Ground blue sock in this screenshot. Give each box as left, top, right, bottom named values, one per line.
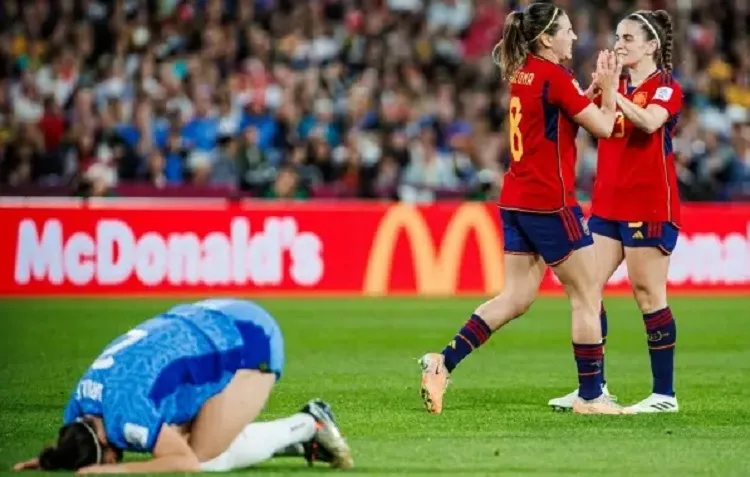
left=600, top=303, right=608, bottom=386
left=573, top=342, right=604, bottom=400
left=441, top=314, right=492, bottom=373
left=643, top=307, right=677, bottom=396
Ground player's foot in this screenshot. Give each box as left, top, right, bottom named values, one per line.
left=301, top=399, right=354, bottom=469
left=548, top=384, right=617, bottom=411
left=419, top=353, right=450, bottom=414
left=624, top=393, right=679, bottom=414
left=572, top=393, right=632, bottom=415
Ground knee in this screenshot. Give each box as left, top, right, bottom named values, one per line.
left=192, top=442, right=221, bottom=463
left=476, top=290, right=535, bottom=328
left=563, top=277, right=600, bottom=316
left=630, top=280, right=666, bottom=313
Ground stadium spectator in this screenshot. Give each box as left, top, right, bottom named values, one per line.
left=0, top=0, right=748, bottom=202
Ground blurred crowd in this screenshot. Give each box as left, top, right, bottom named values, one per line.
left=0, top=0, right=749, bottom=201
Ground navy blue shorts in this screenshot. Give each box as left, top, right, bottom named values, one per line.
left=500, top=206, right=594, bottom=266
left=189, top=299, right=285, bottom=379
left=588, top=216, right=679, bottom=255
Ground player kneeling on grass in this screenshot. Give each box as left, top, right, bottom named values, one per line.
left=13, top=299, right=353, bottom=474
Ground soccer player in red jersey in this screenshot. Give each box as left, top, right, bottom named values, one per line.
left=548, top=10, right=682, bottom=414
left=419, top=3, right=629, bottom=415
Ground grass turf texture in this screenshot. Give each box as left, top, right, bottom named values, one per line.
left=0, top=297, right=749, bottom=476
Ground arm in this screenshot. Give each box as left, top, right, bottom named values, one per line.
left=573, top=91, right=617, bottom=139
left=77, top=426, right=200, bottom=475
left=615, top=94, right=670, bottom=134
left=13, top=458, right=40, bottom=471
left=583, top=72, right=600, bottom=99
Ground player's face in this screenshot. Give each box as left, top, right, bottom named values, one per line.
left=614, top=19, right=659, bottom=68
left=549, top=14, right=577, bottom=62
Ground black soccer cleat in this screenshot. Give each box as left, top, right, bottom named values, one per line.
left=300, top=399, right=354, bottom=469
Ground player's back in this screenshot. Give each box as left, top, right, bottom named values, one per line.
left=500, top=54, right=592, bottom=213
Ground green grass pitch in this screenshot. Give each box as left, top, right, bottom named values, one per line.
left=1, top=296, right=749, bottom=476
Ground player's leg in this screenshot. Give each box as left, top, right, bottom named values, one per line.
left=548, top=216, right=624, bottom=409
left=193, top=370, right=310, bottom=470
left=622, top=222, right=679, bottom=413
left=528, top=207, right=625, bottom=414
left=196, top=305, right=352, bottom=469
left=419, top=210, right=546, bottom=414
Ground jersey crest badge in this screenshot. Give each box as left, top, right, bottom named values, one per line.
left=633, top=92, right=648, bottom=107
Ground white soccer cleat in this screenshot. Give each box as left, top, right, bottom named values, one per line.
left=548, top=384, right=616, bottom=411
left=624, top=393, right=679, bottom=414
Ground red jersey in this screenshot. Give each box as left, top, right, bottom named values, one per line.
left=499, top=54, right=592, bottom=212
left=592, top=71, right=683, bottom=224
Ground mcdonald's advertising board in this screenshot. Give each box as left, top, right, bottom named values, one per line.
left=1, top=199, right=749, bottom=296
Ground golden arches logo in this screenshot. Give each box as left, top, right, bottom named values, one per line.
left=363, top=204, right=504, bottom=296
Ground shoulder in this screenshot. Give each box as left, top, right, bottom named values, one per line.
left=647, top=74, right=683, bottom=99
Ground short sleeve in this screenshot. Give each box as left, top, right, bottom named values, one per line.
left=648, top=81, right=683, bottom=116
left=63, top=397, right=81, bottom=425
left=549, top=68, right=592, bottom=117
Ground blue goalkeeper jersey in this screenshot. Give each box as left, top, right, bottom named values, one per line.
left=63, top=299, right=284, bottom=452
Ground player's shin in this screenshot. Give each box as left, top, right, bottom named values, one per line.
left=643, top=307, right=677, bottom=396
left=199, top=414, right=316, bottom=471
left=570, top=294, right=605, bottom=400
left=572, top=342, right=604, bottom=400
left=440, top=313, right=494, bottom=373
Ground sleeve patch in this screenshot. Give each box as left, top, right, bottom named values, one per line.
left=653, top=87, right=673, bottom=101
left=123, top=423, right=149, bottom=449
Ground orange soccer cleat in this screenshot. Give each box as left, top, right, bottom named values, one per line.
left=419, top=353, right=450, bottom=414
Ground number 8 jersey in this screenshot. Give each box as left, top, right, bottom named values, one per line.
left=499, top=54, right=593, bottom=213
left=62, top=299, right=284, bottom=453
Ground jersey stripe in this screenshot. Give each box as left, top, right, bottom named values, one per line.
left=148, top=319, right=271, bottom=406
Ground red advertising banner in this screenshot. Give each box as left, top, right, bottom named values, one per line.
left=0, top=199, right=748, bottom=296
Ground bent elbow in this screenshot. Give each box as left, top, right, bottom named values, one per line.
left=638, top=116, right=662, bottom=134
left=591, top=126, right=613, bottom=139
left=635, top=124, right=658, bottom=134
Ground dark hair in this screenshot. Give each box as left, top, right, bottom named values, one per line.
left=38, top=421, right=102, bottom=471
left=628, top=10, right=674, bottom=74
left=493, top=3, right=565, bottom=81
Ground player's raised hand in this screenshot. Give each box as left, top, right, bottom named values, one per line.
left=607, top=48, right=622, bottom=78
left=613, top=50, right=623, bottom=79
left=595, top=50, right=607, bottom=76
left=596, top=50, right=618, bottom=92
left=583, top=71, right=600, bottom=98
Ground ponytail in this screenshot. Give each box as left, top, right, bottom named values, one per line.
left=495, top=12, right=528, bottom=81
left=652, top=10, right=674, bottom=74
